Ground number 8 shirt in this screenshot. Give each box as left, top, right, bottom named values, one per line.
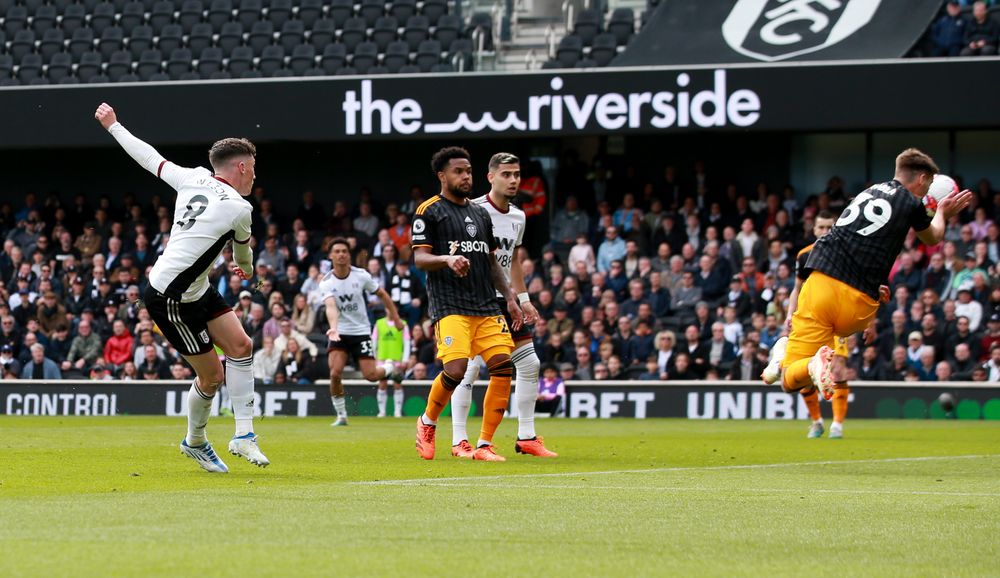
left=805, top=179, right=932, bottom=301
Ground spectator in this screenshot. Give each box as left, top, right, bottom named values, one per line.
left=273, top=318, right=319, bottom=358
left=290, top=293, right=317, bottom=336
left=536, top=364, right=566, bottom=415
left=574, top=346, right=594, bottom=380
left=567, top=233, right=597, bottom=276
left=253, top=335, right=282, bottom=384
left=910, top=346, right=937, bottom=381
left=954, top=287, right=984, bottom=332
left=62, top=319, right=102, bottom=373
left=729, top=339, right=765, bottom=381
left=596, top=226, right=626, bottom=273
left=960, top=1, right=999, bottom=56
left=0, top=344, right=22, bottom=377
left=905, top=331, right=928, bottom=364
left=388, top=260, right=424, bottom=328
left=89, top=363, right=113, bottom=381
left=103, top=319, right=133, bottom=372
left=279, top=338, right=315, bottom=384
left=667, top=351, right=697, bottom=380
left=981, top=312, right=1000, bottom=361
left=352, top=202, right=379, bottom=240
left=985, top=343, right=1000, bottom=381
left=593, top=362, right=610, bottom=381
left=552, top=197, right=591, bottom=256
left=946, top=315, right=982, bottom=361
left=935, top=360, right=954, bottom=381
left=120, top=361, right=140, bottom=381
left=546, top=303, right=574, bottom=342
left=951, top=343, right=979, bottom=380
left=700, top=322, right=738, bottom=375
left=883, top=346, right=910, bottom=381
left=137, top=344, right=169, bottom=379
left=20, top=343, right=62, bottom=379
left=855, top=345, right=885, bottom=381
left=932, top=1, right=969, bottom=56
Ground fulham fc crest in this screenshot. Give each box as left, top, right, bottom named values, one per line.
left=722, top=0, right=881, bottom=62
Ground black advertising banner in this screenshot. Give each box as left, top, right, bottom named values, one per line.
left=617, top=0, right=943, bottom=66
left=2, top=59, right=999, bottom=149
left=2, top=382, right=998, bottom=420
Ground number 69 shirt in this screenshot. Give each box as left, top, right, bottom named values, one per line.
left=147, top=164, right=253, bottom=302
left=806, top=179, right=933, bottom=301
left=319, top=267, right=379, bottom=336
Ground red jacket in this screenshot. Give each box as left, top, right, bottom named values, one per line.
left=103, top=331, right=134, bottom=366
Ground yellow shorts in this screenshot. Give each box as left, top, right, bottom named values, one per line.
left=784, top=271, right=877, bottom=369
left=435, top=314, right=514, bottom=364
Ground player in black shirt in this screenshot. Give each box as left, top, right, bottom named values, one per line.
left=769, top=148, right=971, bottom=400
left=412, top=147, right=524, bottom=461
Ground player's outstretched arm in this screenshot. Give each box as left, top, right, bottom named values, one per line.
left=94, top=102, right=169, bottom=178
left=323, top=296, right=341, bottom=342
left=374, top=287, right=404, bottom=330
left=916, top=188, right=974, bottom=246
left=413, top=247, right=468, bottom=275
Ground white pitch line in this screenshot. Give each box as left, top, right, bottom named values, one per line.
left=388, top=482, right=1000, bottom=498
left=354, top=454, right=1000, bottom=486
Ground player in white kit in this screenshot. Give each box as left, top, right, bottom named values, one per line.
left=449, top=153, right=557, bottom=458
left=95, top=102, right=268, bottom=473
left=321, top=238, right=405, bottom=426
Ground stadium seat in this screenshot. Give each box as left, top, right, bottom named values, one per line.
left=16, top=53, right=43, bottom=82
left=429, top=61, right=453, bottom=73
left=236, top=0, right=262, bottom=29
left=3, top=5, right=28, bottom=36
left=607, top=8, right=635, bottom=45
left=22, top=0, right=44, bottom=12
left=328, top=0, right=353, bottom=27
left=278, top=19, right=305, bottom=52
left=287, top=42, right=315, bottom=74
left=556, top=34, right=582, bottom=67
left=69, top=28, right=96, bottom=61
left=382, top=40, right=409, bottom=72
left=467, top=12, right=493, bottom=50
left=47, top=52, right=73, bottom=81
left=135, top=48, right=163, bottom=79
left=117, top=72, right=141, bottom=82
left=30, top=4, right=57, bottom=35
left=0, top=53, right=12, bottom=76
left=358, top=0, right=384, bottom=27
left=217, top=21, right=243, bottom=53
left=60, top=4, right=87, bottom=34
left=448, top=37, right=472, bottom=69
left=76, top=51, right=103, bottom=81
left=157, top=24, right=184, bottom=54
left=403, top=15, right=429, bottom=51
left=271, top=68, right=293, bottom=77
left=206, top=0, right=233, bottom=29
left=257, top=43, right=284, bottom=76
left=178, top=0, right=205, bottom=31
left=334, top=65, right=356, bottom=75
left=339, top=17, right=366, bottom=52
left=128, top=25, right=155, bottom=58
left=148, top=71, right=170, bottom=81
left=87, top=73, right=110, bottom=83
left=89, top=2, right=117, bottom=35
left=119, top=2, right=147, bottom=33
left=266, top=0, right=291, bottom=27
left=247, top=20, right=274, bottom=54
left=187, top=22, right=214, bottom=53
left=389, top=0, right=416, bottom=22
left=28, top=76, right=51, bottom=85
left=350, top=40, right=377, bottom=73
left=105, top=50, right=133, bottom=80
left=208, top=69, right=231, bottom=79
left=226, top=44, right=253, bottom=74
left=590, top=32, right=617, bottom=66
left=367, top=65, right=388, bottom=75
left=574, top=57, right=596, bottom=68
left=38, top=28, right=65, bottom=60
left=573, top=8, right=601, bottom=46
left=309, top=18, right=335, bottom=48
left=371, top=16, right=397, bottom=52
left=397, top=63, right=419, bottom=73
left=320, top=42, right=345, bottom=73
left=433, top=14, right=460, bottom=50
left=296, top=0, right=323, bottom=28
left=166, top=47, right=193, bottom=78
left=178, top=70, right=200, bottom=80
left=302, top=66, right=323, bottom=76
left=238, top=69, right=261, bottom=78
left=148, top=1, right=176, bottom=33
left=541, top=58, right=561, bottom=69
left=414, top=38, right=440, bottom=71
left=99, top=27, right=126, bottom=59
left=197, top=45, right=223, bottom=74
left=0, top=78, right=21, bottom=86
left=51, top=0, right=75, bottom=10
left=420, top=0, right=446, bottom=25
left=9, top=30, right=36, bottom=61
left=57, top=75, right=80, bottom=83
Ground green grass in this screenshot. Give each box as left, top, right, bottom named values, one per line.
left=1, top=417, right=998, bottom=577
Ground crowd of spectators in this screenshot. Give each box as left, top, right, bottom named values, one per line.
left=1, top=155, right=998, bottom=384
left=927, top=1, right=1000, bottom=57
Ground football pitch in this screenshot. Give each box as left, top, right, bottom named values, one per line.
left=1, top=417, right=997, bottom=577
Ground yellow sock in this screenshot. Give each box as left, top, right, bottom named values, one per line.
left=832, top=384, right=849, bottom=423
left=801, top=388, right=821, bottom=421
left=424, top=371, right=460, bottom=422
left=478, top=358, right=513, bottom=445
left=782, top=358, right=812, bottom=392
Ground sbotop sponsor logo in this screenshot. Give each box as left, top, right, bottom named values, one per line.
left=342, top=70, right=761, bottom=136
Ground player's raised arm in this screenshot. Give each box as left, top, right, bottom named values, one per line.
left=915, top=188, right=974, bottom=246
left=95, top=102, right=197, bottom=191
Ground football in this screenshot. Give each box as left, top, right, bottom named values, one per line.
left=923, top=173, right=958, bottom=216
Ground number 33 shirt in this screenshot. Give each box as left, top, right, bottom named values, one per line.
left=148, top=164, right=254, bottom=302
left=806, top=179, right=932, bottom=301
left=319, top=267, right=379, bottom=336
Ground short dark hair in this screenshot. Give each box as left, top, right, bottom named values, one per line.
left=895, top=148, right=939, bottom=177
left=488, top=152, right=519, bottom=171
left=208, top=138, right=256, bottom=170
left=431, top=146, right=471, bottom=174
left=330, top=237, right=351, bottom=252
left=817, top=209, right=836, bottom=220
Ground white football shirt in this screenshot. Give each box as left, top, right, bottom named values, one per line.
left=472, top=194, right=525, bottom=298
left=319, top=266, right=379, bottom=336
left=148, top=163, right=253, bottom=302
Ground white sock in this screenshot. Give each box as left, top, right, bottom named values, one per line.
left=331, top=395, right=347, bottom=418
left=512, top=344, right=540, bottom=440
left=226, top=356, right=254, bottom=437
left=393, top=388, right=404, bottom=416
left=186, top=381, right=213, bottom=446
left=450, top=359, right=479, bottom=445
left=477, top=438, right=491, bottom=448
left=421, top=413, right=436, bottom=426
left=376, top=389, right=388, bottom=415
